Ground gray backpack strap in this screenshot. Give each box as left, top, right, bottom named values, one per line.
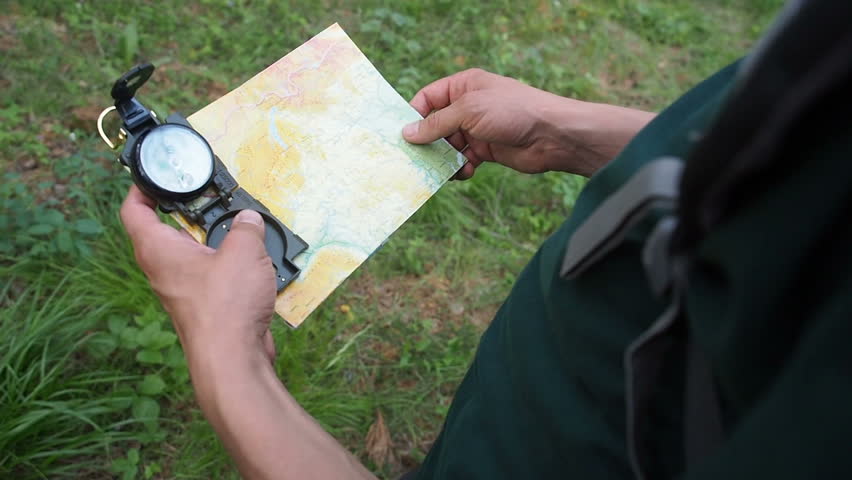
left=558, top=157, right=692, bottom=479
left=560, top=157, right=684, bottom=279
left=561, top=154, right=726, bottom=478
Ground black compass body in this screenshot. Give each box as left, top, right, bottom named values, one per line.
left=110, top=63, right=307, bottom=291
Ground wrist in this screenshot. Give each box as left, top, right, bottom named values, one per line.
left=169, top=305, right=267, bottom=364
left=184, top=328, right=268, bottom=377
left=178, top=312, right=270, bottom=394
left=536, top=96, right=655, bottom=177
left=186, top=337, right=275, bottom=417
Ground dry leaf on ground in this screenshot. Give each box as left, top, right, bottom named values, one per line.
left=365, top=410, right=394, bottom=468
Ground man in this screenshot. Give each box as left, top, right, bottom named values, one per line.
left=120, top=1, right=852, bottom=478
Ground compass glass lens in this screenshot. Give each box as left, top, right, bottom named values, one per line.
left=139, top=124, right=214, bottom=193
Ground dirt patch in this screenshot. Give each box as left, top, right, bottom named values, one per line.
left=598, top=66, right=641, bottom=93
left=0, top=15, right=20, bottom=52
left=39, top=121, right=76, bottom=159
left=338, top=270, right=500, bottom=474
left=201, top=79, right=230, bottom=102
left=70, top=105, right=106, bottom=131
left=153, top=60, right=232, bottom=103
left=6, top=113, right=108, bottom=208
left=344, top=271, right=495, bottom=331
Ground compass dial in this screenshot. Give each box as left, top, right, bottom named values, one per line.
left=139, top=124, right=214, bottom=194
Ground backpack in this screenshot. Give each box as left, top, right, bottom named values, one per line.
left=560, top=1, right=852, bottom=477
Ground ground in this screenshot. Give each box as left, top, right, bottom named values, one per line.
left=1, top=1, right=782, bottom=478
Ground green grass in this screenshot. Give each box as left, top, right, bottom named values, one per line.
left=0, top=274, right=143, bottom=477
left=1, top=0, right=783, bottom=478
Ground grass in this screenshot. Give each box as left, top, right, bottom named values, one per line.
left=0, top=275, right=143, bottom=477
left=2, top=0, right=783, bottom=478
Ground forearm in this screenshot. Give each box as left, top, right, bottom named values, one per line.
left=537, top=96, right=656, bottom=177
left=187, top=342, right=376, bottom=480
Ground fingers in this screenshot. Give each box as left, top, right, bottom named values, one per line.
left=217, top=209, right=269, bottom=261
left=444, top=133, right=480, bottom=181
left=463, top=130, right=492, bottom=167
left=409, top=74, right=459, bottom=116
left=453, top=162, right=476, bottom=180
left=408, top=68, right=499, bottom=116
left=120, top=185, right=163, bottom=244
left=121, top=185, right=210, bottom=258
left=179, top=228, right=216, bottom=253
left=403, top=95, right=480, bottom=145
left=446, top=132, right=467, bottom=152
left=451, top=141, right=486, bottom=181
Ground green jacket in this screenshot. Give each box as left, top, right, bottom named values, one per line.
left=416, top=1, right=852, bottom=478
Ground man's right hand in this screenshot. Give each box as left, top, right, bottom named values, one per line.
left=402, top=68, right=656, bottom=179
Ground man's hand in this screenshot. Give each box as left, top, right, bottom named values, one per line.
left=119, top=185, right=276, bottom=364
left=119, top=185, right=376, bottom=480
left=403, top=68, right=656, bottom=179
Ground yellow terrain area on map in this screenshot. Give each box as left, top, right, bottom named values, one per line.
left=177, top=24, right=463, bottom=327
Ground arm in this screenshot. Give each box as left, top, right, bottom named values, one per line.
left=402, top=68, right=656, bottom=179
left=188, top=343, right=374, bottom=480
left=120, top=186, right=376, bottom=480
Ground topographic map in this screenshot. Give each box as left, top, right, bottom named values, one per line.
left=180, top=24, right=464, bottom=327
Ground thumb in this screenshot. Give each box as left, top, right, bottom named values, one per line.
left=217, top=209, right=268, bottom=261
left=402, top=99, right=469, bottom=144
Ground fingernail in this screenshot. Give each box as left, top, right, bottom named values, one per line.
left=234, top=209, right=263, bottom=226
left=402, top=121, right=419, bottom=138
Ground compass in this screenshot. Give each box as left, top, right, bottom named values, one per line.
left=97, top=63, right=307, bottom=291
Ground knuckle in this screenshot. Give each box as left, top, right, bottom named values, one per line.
left=420, top=113, right=446, bottom=136
left=423, top=111, right=443, bottom=128
left=463, top=67, right=487, bottom=79
left=462, top=67, right=501, bottom=87
left=461, top=90, right=486, bottom=107
left=457, top=93, right=485, bottom=128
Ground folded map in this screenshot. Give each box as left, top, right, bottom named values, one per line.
left=177, top=23, right=464, bottom=327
